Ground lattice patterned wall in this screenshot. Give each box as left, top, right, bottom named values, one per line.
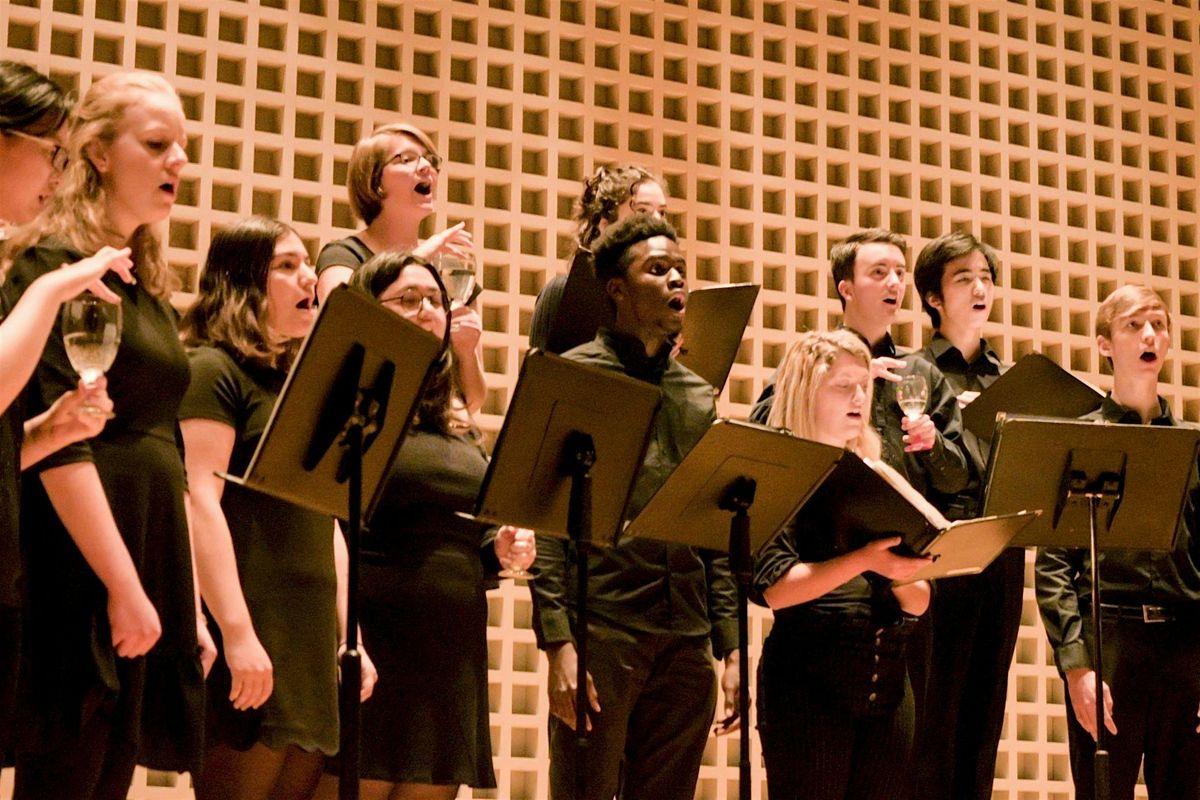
left=5, top=0, right=1199, bottom=797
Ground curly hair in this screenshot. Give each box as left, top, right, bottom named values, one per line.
left=575, top=164, right=666, bottom=249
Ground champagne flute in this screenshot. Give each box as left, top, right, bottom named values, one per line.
left=895, top=374, right=929, bottom=421
left=61, top=294, right=122, bottom=419
left=438, top=253, right=477, bottom=308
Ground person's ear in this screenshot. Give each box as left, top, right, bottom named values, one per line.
left=837, top=279, right=853, bottom=305
left=85, top=140, right=111, bottom=175
left=1097, top=334, right=1113, bottom=359
left=606, top=276, right=626, bottom=304
left=926, top=292, right=943, bottom=311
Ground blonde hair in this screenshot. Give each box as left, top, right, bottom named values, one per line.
left=1095, top=284, right=1171, bottom=339
left=767, top=329, right=882, bottom=460
left=4, top=71, right=181, bottom=299
left=346, top=122, right=438, bottom=225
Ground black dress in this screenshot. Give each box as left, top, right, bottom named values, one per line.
left=355, top=426, right=498, bottom=788
left=5, top=240, right=204, bottom=775
left=178, top=346, right=339, bottom=755
left=0, top=285, right=25, bottom=751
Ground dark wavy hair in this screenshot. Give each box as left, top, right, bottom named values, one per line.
left=347, top=251, right=456, bottom=435
left=0, top=61, right=71, bottom=136
left=181, top=216, right=301, bottom=370
left=592, top=213, right=678, bottom=284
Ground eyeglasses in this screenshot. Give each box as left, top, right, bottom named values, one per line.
left=384, top=150, right=442, bottom=172
left=5, top=129, right=69, bottom=172
left=378, top=287, right=443, bottom=314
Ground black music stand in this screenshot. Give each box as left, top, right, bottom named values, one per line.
left=982, top=414, right=1200, bottom=800
left=624, top=419, right=844, bottom=800
left=675, top=283, right=760, bottom=392
left=222, top=285, right=443, bottom=800
left=471, top=349, right=661, bottom=799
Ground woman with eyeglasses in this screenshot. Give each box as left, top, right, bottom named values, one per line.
left=315, top=122, right=486, bottom=417
left=312, top=251, right=534, bottom=800
left=3, top=70, right=212, bottom=798
left=0, top=60, right=138, bottom=755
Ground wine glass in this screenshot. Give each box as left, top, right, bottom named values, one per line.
left=61, top=294, right=122, bottom=419
left=895, top=374, right=929, bottom=421
left=438, top=253, right=477, bottom=307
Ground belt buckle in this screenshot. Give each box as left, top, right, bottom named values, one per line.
left=1142, top=604, right=1170, bottom=623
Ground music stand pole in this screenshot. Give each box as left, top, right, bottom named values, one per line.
left=562, top=432, right=597, bottom=800
left=718, top=476, right=757, bottom=800
left=338, top=420, right=364, bottom=800
left=1083, top=491, right=1114, bottom=800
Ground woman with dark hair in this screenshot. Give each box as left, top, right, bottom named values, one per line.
left=179, top=217, right=374, bottom=800
left=317, top=251, right=534, bottom=800
left=754, top=330, right=932, bottom=800
left=527, top=163, right=669, bottom=352
left=315, top=121, right=485, bottom=415
left=3, top=70, right=212, bottom=798
left=0, top=59, right=137, bottom=754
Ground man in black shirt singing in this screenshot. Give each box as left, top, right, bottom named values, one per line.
left=529, top=215, right=739, bottom=800
left=1035, top=284, right=1200, bottom=798
left=909, top=232, right=1023, bottom=800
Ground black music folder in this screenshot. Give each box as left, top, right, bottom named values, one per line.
left=962, top=353, right=1103, bottom=443
left=675, top=283, right=760, bottom=393
left=803, top=454, right=1039, bottom=582
left=542, top=248, right=611, bottom=355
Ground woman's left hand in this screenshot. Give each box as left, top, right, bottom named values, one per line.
left=495, top=526, right=536, bottom=573
left=197, top=615, right=218, bottom=678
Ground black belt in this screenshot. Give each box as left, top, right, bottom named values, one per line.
left=1091, top=602, right=1196, bottom=624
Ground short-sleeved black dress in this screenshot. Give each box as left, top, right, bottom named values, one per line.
left=354, top=425, right=499, bottom=787
left=5, top=239, right=204, bottom=774
left=178, top=345, right=339, bottom=755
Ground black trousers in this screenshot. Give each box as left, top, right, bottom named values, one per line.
left=1062, top=616, right=1200, bottom=800
left=13, top=655, right=143, bottom=800
left=548, top=625, right=716, bottom=800
left=758, top=617, right=916, bottom=800
left=912, top=547, right=1025, bottom=799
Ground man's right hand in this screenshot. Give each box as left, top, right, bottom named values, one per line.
left=108, top=582, right=161, bottom=658
left=870, top=356, right=906, bottom=383
left=1066, top=667, right=1118, bottom=740
left=547, top=642, right=600, bottom=731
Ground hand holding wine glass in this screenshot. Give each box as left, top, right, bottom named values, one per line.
left=438, top=252, right=477, bottom=308
left=496, top=525, right=536, bottom=581
left=61, top=294, right=122, bottom=419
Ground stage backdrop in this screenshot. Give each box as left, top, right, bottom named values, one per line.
left=5, top=0, right=1197, bottom=797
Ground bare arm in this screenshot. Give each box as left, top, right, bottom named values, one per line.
left=40, top=461, right=160, bottom=656
left=180, top=418, right=272, bottom=709
left=0, top=247, right=133, bottom=416
left=316, top=265, right=355, bottom=305
left=333, top=520, right=377, bottom=701
left=762, top=537, right=930, bottom=611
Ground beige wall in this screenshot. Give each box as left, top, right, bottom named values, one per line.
left=6, top=0, right=1197, bottom=796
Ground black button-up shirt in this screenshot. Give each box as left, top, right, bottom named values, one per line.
left=751, top=331, right=969, bottom=505
left=529, top=329, right=740, bottom=658
left=1034, top=395, right=1200, bottom=672
left=916, top=334, right=1006, bottom=520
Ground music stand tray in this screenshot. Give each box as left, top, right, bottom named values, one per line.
left=473, top=349, right=661, bottom=544
left=675, top=283, right=760, bottom=393
left=983, top=415, right=1199, bottom=550
left=222, top=284, right=442, bottom=521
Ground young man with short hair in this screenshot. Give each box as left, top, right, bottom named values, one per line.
left=1035, top=285, right=1200, bottom=799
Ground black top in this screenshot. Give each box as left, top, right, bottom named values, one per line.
left=528, top=273, right=567, bottom=352
left=0, top=287, right=24, bottom=608
left=1034, top=395, right=1200, bottom=672
left=6, top=238, right=202, bottom=770
left=315, top=234, right=372, bottom=276
left=917, top=333, right=1007, bottom=520
left=529, top=329, right=739, bottom=658
left=751, top=330, right=969, bottom=505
